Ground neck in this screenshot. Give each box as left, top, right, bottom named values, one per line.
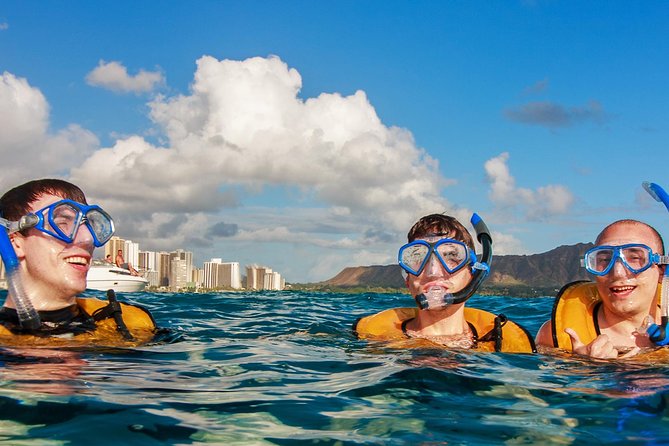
left=599, top=305, right=658, bottom=348
left=5, top=287, right=78, bottom=312
left=409, top=304, right=468, bottom=336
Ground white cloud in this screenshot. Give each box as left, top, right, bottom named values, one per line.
left=86, top=60, right=164, bottom=94
left=484, top=152, right=574, bottom=221
left=489, top=231, right=524, bottom=255
left=0, top=72, right=98, bottom=190
left=72, top=55, right=457, bottom=244
left=0, top=22, right=8, bottom=31
left=0, top=56, right=479, bottom=281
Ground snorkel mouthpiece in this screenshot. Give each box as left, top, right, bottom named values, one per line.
left=415, top=287, right=456, bottom=310
left=414, top=213, right=492, bottom=310
left=0, top=223, right=40, bottom=330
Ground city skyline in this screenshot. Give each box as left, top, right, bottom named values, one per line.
left=103, top=235, right=285, bottom=291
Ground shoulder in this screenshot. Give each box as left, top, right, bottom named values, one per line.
left=535, top=320, right=554, bottom=347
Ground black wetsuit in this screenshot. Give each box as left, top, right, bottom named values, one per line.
left=0, top=304, right=97, bottom=335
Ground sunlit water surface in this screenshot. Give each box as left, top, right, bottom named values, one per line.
left=2, top=290, right=669, bottom=445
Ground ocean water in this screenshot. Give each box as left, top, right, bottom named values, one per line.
left=2, top=290, right=669, bottom=445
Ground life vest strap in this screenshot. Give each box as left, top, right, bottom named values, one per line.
left=92, top=289, right=135, bottom=341
left=478, top=313, right=508, bottom=352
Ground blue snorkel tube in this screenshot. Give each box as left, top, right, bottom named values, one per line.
left=0, top=215, right=41, bottom=330
left=642, top=181, right=669, bottom=346
left=415, top=212, right=492, bottom=309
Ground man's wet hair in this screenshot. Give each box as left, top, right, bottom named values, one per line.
left=407, top=213, right=475, bottom=249
left=0, top=179, right=87, bottom=221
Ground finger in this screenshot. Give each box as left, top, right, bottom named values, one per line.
left=564, top=328, right=583, bottom=349
left=590, top=344, right=618, bottom=359
left=588, top=335, right=618, bottom=359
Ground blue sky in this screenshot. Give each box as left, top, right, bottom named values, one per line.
left=1, top=1, right=668, bottom=283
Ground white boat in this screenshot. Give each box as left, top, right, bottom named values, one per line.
left=87, top=262, right=149, bottom=292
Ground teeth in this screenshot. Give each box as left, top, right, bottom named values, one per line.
left=611, top=286, right=635, bottom=292
left=65, top=256, right=89, bottom=266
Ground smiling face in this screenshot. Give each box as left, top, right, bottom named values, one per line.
left=11, top=193, right=95, bottom=310
left=593, top=221, right=664, bottom=319
left=405, top=233, right=474, bottom=301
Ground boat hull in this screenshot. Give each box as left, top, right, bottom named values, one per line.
left=86, top=265, right=149, bottom=292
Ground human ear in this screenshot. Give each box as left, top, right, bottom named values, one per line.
left=9, top=233, right=26, bottom=260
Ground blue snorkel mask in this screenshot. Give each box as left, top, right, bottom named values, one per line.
left=25, top=199, right=115, bottom=247
left=641, top=181, right=669, bottom=346
left=399, top=213, right=492, bottom=310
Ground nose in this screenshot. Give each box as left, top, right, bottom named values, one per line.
left=609, top=257, right=629, bottom=277
left=424, top=253, right=447, bottom=277
left=72, top=222, right=95, bottom=248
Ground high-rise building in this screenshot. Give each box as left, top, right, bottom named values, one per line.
left=263, top=271, right=284, bottom=291
left=246, top=265, right=283, bottom=291
left=220, top=262, right=241, bottom=289
left=158, top=251, right=170, bottom=287
left=246, top=264, right=260, bottom=290
left=204, top=259, right=241, bottom=289
left=169, top=250, right=193, bottom=281
left=168, top=249, right=193, bottom=291
left=192, top=267, right=203, bottom=289
left=203, top=258, right=222, bottom=289
left=169, top=257, right=189, bottom=291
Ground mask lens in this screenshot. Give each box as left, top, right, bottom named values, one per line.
left=85, top=208, right=114, bottom=246
left=584, top=244, right=655, bottom=275
left=621, top=245, right=651, bottom=272
left=49, top=202, right=81, bottom=241
left=435, top=241, right=468, bottom=272
left=400, top=243, right=430, bottom=275
left=585, top=247, right=614, bottom=274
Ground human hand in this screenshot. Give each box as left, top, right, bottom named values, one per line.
left=565, top=328, right=619, bottom=359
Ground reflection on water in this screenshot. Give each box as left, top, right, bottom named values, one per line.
left=1, top=290, right=669, bottom=444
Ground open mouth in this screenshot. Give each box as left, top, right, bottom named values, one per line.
left=423, top=283, right=448, bottom=293
left=610, top=285, right=636, bottom=294
left=65, top=256, right=90, bottom=267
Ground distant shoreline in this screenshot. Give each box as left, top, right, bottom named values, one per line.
left=287, top=283, right=560, bottom=298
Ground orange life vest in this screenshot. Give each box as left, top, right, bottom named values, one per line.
left=550, top=280, right=662, bottom=350
left=0, top=297, right=157, bottom=348
left=354, top=306, right=536, bottom=353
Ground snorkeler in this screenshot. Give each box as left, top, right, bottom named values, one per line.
left=535, top=219, right=668, bottom=359
left=0, top=179, right=157, bottom=347
left=354, top=213, right=536, bottom=353
left=536, top=182, right=669, bottom=360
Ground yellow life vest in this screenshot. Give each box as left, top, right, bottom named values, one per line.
left=354, top=307, right=536, bottom=353
left=550, top=280, right=662, bottom=350
left=0, top=297, right=157, bottom=348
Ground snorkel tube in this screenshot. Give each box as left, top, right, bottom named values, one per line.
left=0, top=214, right=41, bottom=330
left=415, top=213, right=492, bottom=310
left=642, top=181, right=669, bottom=346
